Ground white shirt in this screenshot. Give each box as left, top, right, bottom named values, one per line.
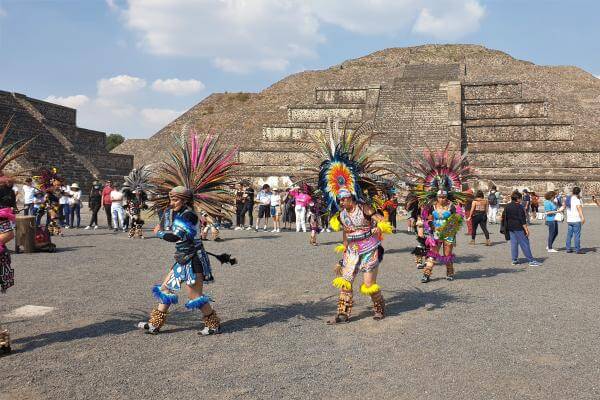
left=59, top=186, right=70, bottom=205
left=69, top=190, right=81, bottom=205
left=22, top=184, right=36, bottom=204
left=110, top=190, right=124, bottom=207
left=257, top=190, right=271, bottom=206
left=270, top=193, right=281, bottom=206
left=566, top=195, right=582, bottom=223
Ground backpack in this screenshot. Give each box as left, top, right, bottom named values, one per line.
left=487, top=192, right=498, bottom=206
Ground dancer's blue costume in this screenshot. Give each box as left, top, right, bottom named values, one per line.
left=152, top=206, right=213, bottom=309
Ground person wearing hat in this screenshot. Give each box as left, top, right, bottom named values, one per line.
left=68, top=183, right=82, bottom=228
left=86, top=181, right=102, bottom=230
left=269, top=187, right=282, bottom=232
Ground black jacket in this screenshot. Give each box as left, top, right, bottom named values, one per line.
left=503, top=201, right=526, bottom=232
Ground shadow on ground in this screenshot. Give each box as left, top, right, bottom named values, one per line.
left=13, top=318, right=137, bottom=353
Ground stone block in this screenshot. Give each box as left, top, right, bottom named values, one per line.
left=315, top=89, right=367, bottom=104
left=288, top=107, right=363, bottom=123
left=466, top=123, right=574, bottom=142
left=238, top=150, right=308, bottom=166
left=463, top=83, right=521, bottom=100
left=464, top=100, right=547, bottom=120
left=471, top=152, right=599, bottom=168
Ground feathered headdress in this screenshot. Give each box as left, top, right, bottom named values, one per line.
left=0, top=116, right=35, bottom=185
left=34, top=167, right=62, bottom=192
left=303, top=119, right=396, bottom=214
left=400, top=143, right=474, bottom=206
left=151, top=129, right=239, bottom=218
left=122, top=165, right=155, bottom=199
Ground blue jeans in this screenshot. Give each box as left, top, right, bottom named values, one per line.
left=23, top=204, right=34, bottom=216
left=70, top=203, right=81, bottom=227
left=509, top=230, right=534, bottom=262
left=546, top=220, right=558, bottom=249
left=60, top=204, right=70, bottom=227
left=566, top=222, right=581, bottom=252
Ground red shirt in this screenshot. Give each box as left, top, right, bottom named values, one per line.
left=102, top=186, right=113, bottom=205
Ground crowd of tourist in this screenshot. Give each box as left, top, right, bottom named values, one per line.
left=11, top=177, right=592, bottom=260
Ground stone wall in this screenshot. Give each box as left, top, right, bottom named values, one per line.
left=0, top=91, right=132, bottom=190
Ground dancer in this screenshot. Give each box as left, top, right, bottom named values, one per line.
left=304, top=120, right=395, bottom=323
left=137, top=131, right=238, bottom=336
left=410, top=185, right=428, bottom=269
left=307, top=201, right=321, bottom=246
left=35, top=168, right=64, bottom=236
left=122, top=166, right=154, bottom=239
left=0, top=118, right=33, bottom=355
left=400, top=144, right=473, bottom=283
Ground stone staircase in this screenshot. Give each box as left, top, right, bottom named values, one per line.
left=241, top=86, right=381, bottom=178
left=14, top=94, right=102, bottom=179
left=462, top=82, right=578, bottom=188
left=0, top=91, right=132, bottom=191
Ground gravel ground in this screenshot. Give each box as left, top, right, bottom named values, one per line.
left=1, top=209, right=599, bottom=400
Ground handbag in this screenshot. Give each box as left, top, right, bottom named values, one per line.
left=554, top=212, right=564, bottom=222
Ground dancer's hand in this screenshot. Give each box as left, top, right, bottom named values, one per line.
left=153, top=224, right=161, bottom=234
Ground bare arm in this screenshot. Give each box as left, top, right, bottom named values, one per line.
left=577, top=204, right=585, bottom=224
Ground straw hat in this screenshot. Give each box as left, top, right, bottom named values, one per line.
left=70, top=183, right=80, bottom=189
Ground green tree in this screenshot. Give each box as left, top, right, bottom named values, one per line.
left=106, top=133, right=125, bottom=151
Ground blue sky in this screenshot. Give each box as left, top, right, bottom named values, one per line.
left=1, top=0, right=598, bottom=139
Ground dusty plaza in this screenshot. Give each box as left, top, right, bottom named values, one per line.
left=1, top=207, right=599, bottom=400
left=2, top=2, right=600, bottom=400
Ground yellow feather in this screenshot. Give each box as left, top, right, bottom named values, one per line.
left=360, top=283, right=381, bottom=296
left=332, top=277, right=352, bottom=291
left=329, top=213, right=341, bottom=231
left=377, top=221, right=393, bottom=235
left=334, top=244, right=346, bottom=253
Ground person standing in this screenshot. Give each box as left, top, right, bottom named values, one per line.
left=59, top=183, right=71, bottom=228
left=487, top=185, right=500, bottom=224
left=101, top=180, right=113, bottom=229
left=543, top=191, right=563, bottom=253
left=282, top=188, right=295, bottom=230
left=255, top=184, right=271, bottom=231
left=522, top=189, right=532, bottom=224
left=502, top=192, right=540, bottom=266
left=68, top=183, right=82, bottom=228
left=86, top=181, right=102, bottom=229
left=291, top=186, right=311, bottom=233
left=234, top=183, right=245, bottom=230
left=110, top=185, right=125, bottom=232
left=468, top=190, right=491, bottom=245
left=565, top=186, right=584, bottom=254
left=241, top=184, right=254, bottom=230
left=269, top=188, right=282, bottom=232
left=21, top=177, right=36, bottom=216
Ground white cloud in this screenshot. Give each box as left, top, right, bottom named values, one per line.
left=44, top=95, right=90, bottom=109
left=113, top=0, right=485, bottom=72
left=595, top=75, right=600, bottom=79
left=140, top=108, right=182, bottom=127
left=119, top=0, right=322, bottom=73
left=151, top=78, right=205, bottom=95
left=106, top=0, right=119, bottom=11
left=309, top=0, right=419, bottom=35
left=412, top=0, right=485, bottom=39
left=97, top=74, right=146, bottom=97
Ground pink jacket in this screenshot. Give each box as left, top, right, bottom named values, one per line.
left=291, top=190, right=311, bottom=208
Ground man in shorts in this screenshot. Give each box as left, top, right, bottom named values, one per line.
left=256, top=184, right=272, bottom=231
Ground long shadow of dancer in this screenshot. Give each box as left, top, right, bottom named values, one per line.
left=12, top=318, right=137, bottom=353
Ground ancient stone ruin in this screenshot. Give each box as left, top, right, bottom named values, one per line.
left=115, top=44, right=600, bottom=193
left=0, top=90, right=133, bottom=190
